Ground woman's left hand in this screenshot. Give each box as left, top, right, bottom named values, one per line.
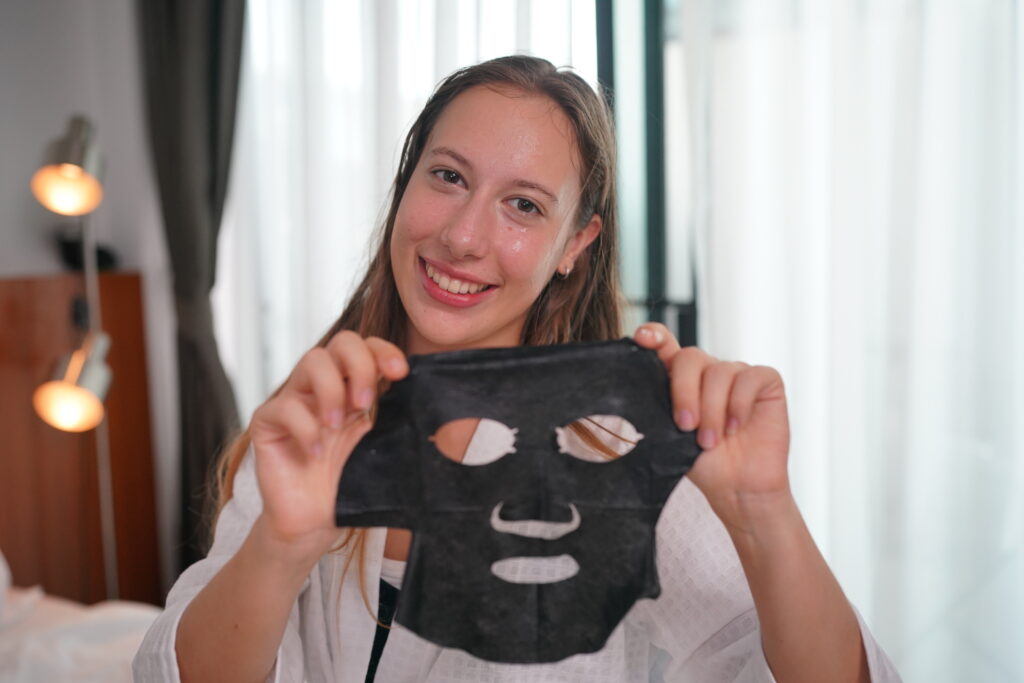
left=634, top=323, right=793, bottom=532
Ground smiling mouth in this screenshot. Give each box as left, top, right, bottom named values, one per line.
left=422, top=259, right=494, bottom=295
left=491, top=554, right=580, bottom=584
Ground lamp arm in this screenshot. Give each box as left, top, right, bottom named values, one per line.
left=80, top=215, right=103, bottom=334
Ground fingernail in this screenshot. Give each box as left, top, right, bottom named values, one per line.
left=358, top=389, right=374, bottom=409
left=676, top=410, right=697, bottom=431
left=698, top=428, right=717, bottom=450
left=639, top=326, right=662, bottom=343
left=387, top=358, right=404, bottom=374
left=725, top=417, right=739, bottom=436
left=312, top=441, right=324, bottom=458
left=329, top=409, right=343, bottom=429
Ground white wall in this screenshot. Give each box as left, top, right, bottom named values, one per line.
left=0, top=0, right=179, bottom=595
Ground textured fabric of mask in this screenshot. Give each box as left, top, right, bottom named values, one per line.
left=336, top=339, right=702, bottom=663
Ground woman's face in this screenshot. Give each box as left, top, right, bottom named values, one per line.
left=391, top=85, right=600, bottom=355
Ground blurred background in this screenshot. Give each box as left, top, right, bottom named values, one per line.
left=0, top=1, right=1020, bottom=681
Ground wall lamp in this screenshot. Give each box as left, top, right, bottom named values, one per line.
left=30, top=115, right=111, bottom=433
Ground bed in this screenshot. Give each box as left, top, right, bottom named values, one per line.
left=0, top=551, right=160, bottom=682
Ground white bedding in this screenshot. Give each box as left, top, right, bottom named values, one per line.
left=0, top=586, right=160, bottom=683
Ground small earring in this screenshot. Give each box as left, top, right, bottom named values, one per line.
left=557, top=265, right=573, bottom=280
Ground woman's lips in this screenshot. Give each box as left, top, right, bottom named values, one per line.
left=424, top=260, right=491, bottom=294
left=418, top=258, right=497, bottom=308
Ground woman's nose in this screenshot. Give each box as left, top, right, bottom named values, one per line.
left=439, top=197, right=491, bottom=259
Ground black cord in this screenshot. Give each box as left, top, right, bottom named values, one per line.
left=364, top=579, right=400, bottom=682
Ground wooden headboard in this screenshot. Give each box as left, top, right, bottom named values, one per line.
left=0, top=271, right=162, bottom=605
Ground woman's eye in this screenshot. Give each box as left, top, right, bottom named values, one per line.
left=433, top=169, right=462, bottom=185
left=512, top=198, right=539, bottom=214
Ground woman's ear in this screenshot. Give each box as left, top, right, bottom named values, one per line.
left=559, top=213, right=602, bottom=272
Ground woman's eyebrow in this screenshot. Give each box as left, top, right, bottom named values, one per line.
left=513, top=180, right=559, bottom=206
left=430, top=146, right=473, bottom=169
left=429, top=146, right=559, bottom=206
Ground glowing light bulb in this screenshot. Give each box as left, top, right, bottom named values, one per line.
left=33, top=380, right=105, bottom=432
left=30, top=163, right=103, bottom=216
left=59, top=163, right=83, bottom=179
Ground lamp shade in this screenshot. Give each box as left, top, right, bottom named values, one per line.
left=33, top=331, right=111, bottom=432
left=30, top=116, right=104, bottom=216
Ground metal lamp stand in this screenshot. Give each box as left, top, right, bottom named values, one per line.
left=81, top=214, right=119, bottom=600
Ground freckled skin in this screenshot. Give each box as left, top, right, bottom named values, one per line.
left=390, top=85, right=600, bottom=355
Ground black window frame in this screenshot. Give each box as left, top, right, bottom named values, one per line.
left=596, top=0, right=698, bottom=347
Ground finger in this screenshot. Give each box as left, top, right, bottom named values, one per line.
left=287, top=348, right=347, bottom=428
left=633, top=323, right=681, bottom=366
left=697, top=361, right=748, bottom=450
left=726, top=365, right=783, bottom=434
left=326, top=331, right=378, bottom=412
left=668, top=346, right=715, bottom=432
left=328, top=411, right=375, bottom=471
left=253, top=394, right=323, bottom=458
left=365, top=336, right=409, bottom=381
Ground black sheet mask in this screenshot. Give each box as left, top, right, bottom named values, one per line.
left=336, top=339, right=701, bottom=663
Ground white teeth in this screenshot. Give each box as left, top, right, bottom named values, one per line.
left=425, top=261, right=488, bottom=295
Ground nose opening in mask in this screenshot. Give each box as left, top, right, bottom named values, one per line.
left=489, top=502, right=581, bottom=540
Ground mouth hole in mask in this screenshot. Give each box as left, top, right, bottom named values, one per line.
left=430, top=417, right=517, bottom=465
left=555, top=415, right=643, bottom=462
left=491, top=554, right=580, bottom=584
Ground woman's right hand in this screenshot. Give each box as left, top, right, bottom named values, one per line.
left=248, top=331, right=409, bottom=560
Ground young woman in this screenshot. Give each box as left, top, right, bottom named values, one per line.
left=135, top=56, right=899, bottom=682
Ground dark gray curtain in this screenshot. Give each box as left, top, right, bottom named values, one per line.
left=137, top=0, right=245, bottom=575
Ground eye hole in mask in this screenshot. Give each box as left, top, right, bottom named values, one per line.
left=555, top=415, right=644, bottom=462
left=430, top=417, right=517, bottom=465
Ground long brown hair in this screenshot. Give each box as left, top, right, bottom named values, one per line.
left=211, top=55, right=623, bottom=596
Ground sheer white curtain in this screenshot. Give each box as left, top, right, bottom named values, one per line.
left=214, top=0, right=597, bottom=422
left=674, top=0, right=1023, bottom=679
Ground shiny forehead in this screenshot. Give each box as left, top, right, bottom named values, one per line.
left=424, top=84, right=583, bottom=208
